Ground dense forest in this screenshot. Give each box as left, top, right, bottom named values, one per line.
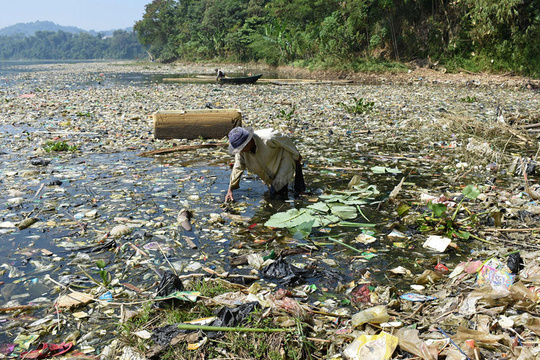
left=0, top=30, right=146, bottom=60
left=134, top=0, right=540, bottom=76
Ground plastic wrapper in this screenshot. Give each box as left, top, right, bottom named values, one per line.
left=477, top=258, right=515, bottom=290
left=455, top=326, right=511, bottom=345
left=343, top=332, right=398, bottom=360
left=396, top=328, right=437, bottom=360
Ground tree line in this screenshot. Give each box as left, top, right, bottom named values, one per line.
left=134, top=0, right=540, bottom=76
left=0, top=30, right=146, bottom=60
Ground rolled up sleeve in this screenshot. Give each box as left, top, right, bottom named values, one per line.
left=229, top=154, right=245, bottom=189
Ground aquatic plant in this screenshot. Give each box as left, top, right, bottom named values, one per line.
left=96, top=259, right=112, bottom=287
left=277, top=105, right=296, bottom=123
left=43, top=140, right=78, bottom=152
left=419, top=184, right=482, bottom=239
left=339, top=97, right=374, bottom=114
left=460, top=95, right=478, bottom=103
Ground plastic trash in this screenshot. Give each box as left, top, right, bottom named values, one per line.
left=177, top=208, right=193, bottom=231
left=157, top=271, right=184, bottom=297
left=477, top=258, right=515, bottom=290
left=351, top=305, right=390, bottom=327
left=156, top=271, right=185, bottom=306
left=261, top=256, right=315, bottom=286
left=205, top=302, right=259, bottom=338
left=343, top=331, right=398, bottom=360
left=423, top=235, right=451, bottom=252
left=507, top=252, right=524, bottom=274
left=415, top=270, right=443, bottom=285
left=400, top=293, right=437, bottom=302
left=396, top=328, right=436, bottom=360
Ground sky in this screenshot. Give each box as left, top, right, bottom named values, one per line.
left=0, top=0, right=150, bottom=31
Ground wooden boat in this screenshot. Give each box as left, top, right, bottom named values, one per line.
left=218, top=74, right=262, bottom=84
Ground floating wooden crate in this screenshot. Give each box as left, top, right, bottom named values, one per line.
left=153, top=109, right=242, bottom=140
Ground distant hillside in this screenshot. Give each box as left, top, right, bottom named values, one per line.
left=0, top=21, right=131, bottom=37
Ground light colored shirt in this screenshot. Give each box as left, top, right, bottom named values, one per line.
left=229, top=129, right=300, bottom=191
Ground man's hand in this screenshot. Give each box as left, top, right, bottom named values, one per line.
left=225, top=188, right=234, bottom=202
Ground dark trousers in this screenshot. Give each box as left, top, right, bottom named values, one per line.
left=270, top=164, right=306, bottom=198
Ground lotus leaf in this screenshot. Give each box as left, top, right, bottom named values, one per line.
left=290, top=220, right=315, bottom=239
left=308, top=202, right=330, bottom=213
left=327, top=204, right=358, bottom=219
left=264, top=208, right=339, bottom=228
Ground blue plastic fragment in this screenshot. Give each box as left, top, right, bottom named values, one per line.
left=99, top=291, right=113, bottom=301
left=400, top=293, right=437, bottom=302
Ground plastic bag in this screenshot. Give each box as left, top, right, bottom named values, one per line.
left=151, top=324, right=185, bottom=346
left=156, top=271, right=185, bottom=307
left=351, top=305, right=389, bottom=327
left=507, top=252, right=524, bottom=274
left=396, top=328, right=437, bottom=360
left=261, top=256, right=315, bottom=286
left=157, top=271, right=185, bottom=297
left=343, top=332, right=398, bottom=360
left=206, top=302, right=259, bottom=338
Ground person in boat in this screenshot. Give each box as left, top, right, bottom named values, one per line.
left=215, top=68, right=225, bottom=81
left=225, top=127, right=306, bottom=202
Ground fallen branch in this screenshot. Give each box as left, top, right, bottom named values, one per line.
left=177, top=323, right=293, bottom=333
left=484, top=228, right=540, bottom=232
left=202, top=267, right=260, bottom=281
left=0, top=305, right=42, bottom=312
left=138, top=142, right=227, bottom=156
left=520, top=123, right=540, bottom=130
left=505, top=126, right=531, bottom=144
left=481, top=235, right=540, bottom=250
left=325, top=237, right=364, bottom=254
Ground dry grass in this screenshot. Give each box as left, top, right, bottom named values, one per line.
left=407, top=113, right=537, bottom=168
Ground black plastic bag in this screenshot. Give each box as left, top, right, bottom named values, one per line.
left=157, top=271, right=184, bottom=297
left=507, top=252, right=524, bottom=275
left=262, top=256, right=315, bottom=286
left=206, top=302, right=259, bottom=339
left=151, top=324, right=185, bottom=347
left=155, top=271, right=185, bottom=307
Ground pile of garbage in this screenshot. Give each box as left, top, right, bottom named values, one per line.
left=0, top=61, right=539, bottom=359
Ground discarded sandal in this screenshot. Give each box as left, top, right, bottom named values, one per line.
left=20, top=342, right=73, bottom=359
